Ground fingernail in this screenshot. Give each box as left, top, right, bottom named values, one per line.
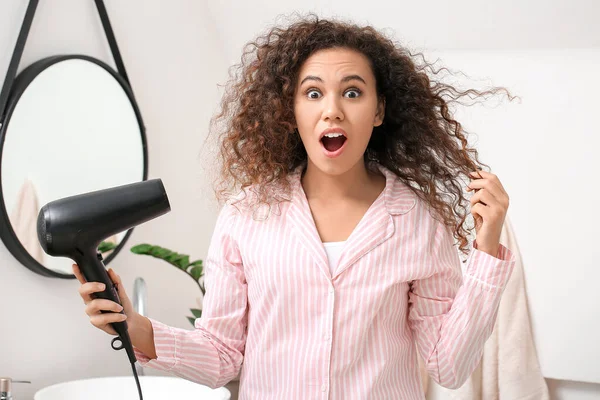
left=99, top=283, right=106, bottom=290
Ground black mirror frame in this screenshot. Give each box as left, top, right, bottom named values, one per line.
left=0, top=54, right=149, bottom=279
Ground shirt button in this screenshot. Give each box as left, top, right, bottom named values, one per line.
left=321, top=385, right=327, bottom=392
left=329, top=288, right=334, bottom=294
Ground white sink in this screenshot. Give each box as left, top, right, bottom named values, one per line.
left=34, top=376, right=231, bottom=400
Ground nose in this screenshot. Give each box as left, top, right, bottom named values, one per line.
left=322, top=95, right=344, bottom=122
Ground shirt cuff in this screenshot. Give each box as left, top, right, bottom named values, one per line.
left=133, top=317, right=178, bottom=370
left=465, top=241, right=516, bottom=288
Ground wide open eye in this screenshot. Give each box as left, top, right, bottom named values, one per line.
left=344, top=88, right=362, bottom=99
left=306, top=89, right=322, bottom=99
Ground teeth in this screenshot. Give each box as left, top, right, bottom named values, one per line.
left=324, top=133, right=344, bottom=138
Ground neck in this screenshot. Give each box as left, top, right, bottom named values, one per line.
left=301, top=160, right=380, bottom=200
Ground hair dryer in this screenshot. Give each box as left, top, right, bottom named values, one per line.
left=36, top=179, right=171, bottom=368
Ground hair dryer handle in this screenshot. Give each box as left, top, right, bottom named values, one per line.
left=76, top=250, right=122, bottom=305
left=75, top=250, right=136, bottom=364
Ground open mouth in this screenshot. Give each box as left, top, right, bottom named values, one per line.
left=321, top=133, right=347, bottom=153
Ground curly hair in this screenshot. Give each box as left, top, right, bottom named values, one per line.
left=205, top=13, right=518, bottom=256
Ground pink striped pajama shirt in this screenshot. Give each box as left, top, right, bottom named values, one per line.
left=134, top=163, right=515, bottom=399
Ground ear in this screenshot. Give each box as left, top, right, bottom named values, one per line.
left=374, top=97, right=385, bottom=127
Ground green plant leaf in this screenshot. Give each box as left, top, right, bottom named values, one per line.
left=190, top=308, right=202, bottom=319
left=165, top=253, right=183, bottom=264
left=172, top=255, right=190, bottom=271
left=130, top=244, right=153, bottom=254
left=130, top=244, right=193, bottom=269
left=151, top=246, right=169, bottom=257
left=98, top=241, right=117, bottom=253
left=129, top=243, right=205, bottom=327
left=188, top=266, right=203, bottom=281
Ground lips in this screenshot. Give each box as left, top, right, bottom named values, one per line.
left=320, top=128, right=347, bottom=157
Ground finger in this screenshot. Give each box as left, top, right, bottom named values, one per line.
left=470, top=178, right=509, bottom=210
left=470, top=169, right=493, bottom=179
left=72, top=264, right=87, bottom=284
left=90, top=312, right=127, bottom=328
left=471, top=203, right=489, bottom=227
left=469, top=170, right=507, bottom=195
left=107, top=268, right=125, bottom=293
left=78, top=282, right=106, bottom=304
left=467, top=176, right=504, bottom=201
left=107, top=268, right=129, bottom=301
left=107, top=268, right=121, bottom=286
left=469, top=188, right=501, bottom=209
left=85, top=298, right=124, bottom=316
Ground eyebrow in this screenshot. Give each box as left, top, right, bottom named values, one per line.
left=299, top=74, right=367, bottom=86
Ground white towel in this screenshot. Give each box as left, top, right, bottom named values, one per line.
left=422, top=215, right=549, bottom=400
left=9, top=178, right=45, bottom=265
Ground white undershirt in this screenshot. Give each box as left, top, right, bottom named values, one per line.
left=323, top=241, right=346, bottom=275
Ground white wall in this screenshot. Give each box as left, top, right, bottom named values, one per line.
left=2, top=1, right=600, bottom=399
left=206, top=0, right=600, bottom=64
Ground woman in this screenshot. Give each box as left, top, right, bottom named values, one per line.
left=75, top=14, right=516, bottom=399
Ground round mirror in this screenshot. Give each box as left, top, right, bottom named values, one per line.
left=0, top=55, right=147, bottom=278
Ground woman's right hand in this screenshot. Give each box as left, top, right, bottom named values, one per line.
left=73, top=263, right=136, bottom=336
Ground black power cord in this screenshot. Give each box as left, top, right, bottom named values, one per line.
left=130, top=359, right=144, bottom=400
left=111, top=336, right=144, bottom=400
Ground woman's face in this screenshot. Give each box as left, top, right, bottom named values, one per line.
left=293, top=47, right=385, bottom=176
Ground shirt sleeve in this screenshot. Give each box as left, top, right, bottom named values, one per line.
left=133, top=204, right=248, bottom=389
left=408, top=220, right=515, bottom=389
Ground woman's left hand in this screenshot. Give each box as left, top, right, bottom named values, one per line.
left=466, top=170, right=510, bottom=257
